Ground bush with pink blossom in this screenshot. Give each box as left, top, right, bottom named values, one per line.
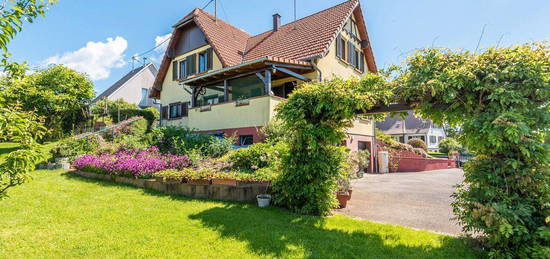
left=72, top=146, right=190, bottom=178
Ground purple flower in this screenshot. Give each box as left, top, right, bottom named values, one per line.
left=73, top=146, right=190, bottom=178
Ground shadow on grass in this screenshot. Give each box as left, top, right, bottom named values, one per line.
left=61, top=172, right=479, bottom=258
left=0, top=145, right=20, bottom=156
left=188, top=204, right=479, bottom=259
left=60, top=171, right=224, bottom=204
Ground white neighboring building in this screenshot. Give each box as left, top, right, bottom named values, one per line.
left=376, top=111, right=446, bottom=152
left=93, top=63, right=159, bottom=108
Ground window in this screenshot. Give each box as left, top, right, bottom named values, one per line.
left=430, top=136, right=437, bottom=144
left=438, top=136, right=444, bottom=142
left=359, top=52, right=365, bottom=73
left=168, top=102, right=188, bottom=119
left=358, top=141, right=370, bottom=151
left=198, top=48, right=213, bottom=73
left=140, top=88, right=149, bottom=106
left=161, top=106, right=168, bottom=119
left=399, top=136, right=405, bottom=143
left=239, top=135, right=254, bottom=146
left=179, top=59, right=187, bottom=79
left=336, top=35, right=346, bottom=60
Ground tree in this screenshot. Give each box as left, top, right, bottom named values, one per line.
left=0, top=0, right=55, bottom=198
left=407, top=138, right=427, bottom=151
left=395, top=43, right=549, bottom=258
left=3, top=65, right=95, bottom=140
left=0, top=102, right=46, bottom=198
left=1, top=0, right=55, bottom=77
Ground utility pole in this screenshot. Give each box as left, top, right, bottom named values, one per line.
left=294, top=0, right=296, bottom=22
left=214, top=0, right=217, bottom=22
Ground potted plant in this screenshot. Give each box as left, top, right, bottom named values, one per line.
left=336, top=190, right=350, bottom=208
left=337, top=168, right=352, bottom=207
left=211, top=172, right=238, bottom=186
left=187, top=168, right=213, bottom=185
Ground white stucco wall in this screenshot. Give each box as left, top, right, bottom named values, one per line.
left=107, top=64, right=157, bottom=107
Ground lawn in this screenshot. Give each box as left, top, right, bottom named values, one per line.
left=0, top=169, right=482, bottom=258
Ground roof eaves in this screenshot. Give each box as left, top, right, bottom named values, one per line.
left=318, top=0, right=359, bottom=59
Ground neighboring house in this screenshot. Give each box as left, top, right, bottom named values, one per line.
left=150, top=0, right=377, bottom=171
left=376, top=111, right=447, bottom=152
left=94, top=63, right=159, bottom=108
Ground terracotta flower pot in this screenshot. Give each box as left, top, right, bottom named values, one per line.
left=336, top=192, right=350, bottom=208
left=188, top=179, right=211, bottom=185
left=212, top=178, right=238, bottom=186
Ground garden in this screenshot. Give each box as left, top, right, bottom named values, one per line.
left=1, top=2, right=548, bottom=258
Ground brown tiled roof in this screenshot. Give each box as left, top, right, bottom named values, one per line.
left=151, top=0, right=376, bottom=98
left=192, top=9, right=250, bottom=67
left=243, top=0, right=357, bottom=62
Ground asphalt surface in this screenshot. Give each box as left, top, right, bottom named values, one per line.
left=339, top=169, right=464, bottom=236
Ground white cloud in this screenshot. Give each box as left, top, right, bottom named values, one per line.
left=150, top=33, right=172, bottom=64
left=45, top=36, right=128, bottom=80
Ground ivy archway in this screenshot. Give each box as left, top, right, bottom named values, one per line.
left=273, top=43, right=549, bottom=258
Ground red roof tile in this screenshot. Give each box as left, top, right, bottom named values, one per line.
left=243, top=0, right=358, bottom=62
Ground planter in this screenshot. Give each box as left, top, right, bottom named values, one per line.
left=188, top=179, right=211, bottom=185
left=154, top=176, right=181, bottom=184
left=212, top=178, right=238, bottom=186
left=336, top=192, right=350, bottom=208
left=257, top=194, right=271, bottom=208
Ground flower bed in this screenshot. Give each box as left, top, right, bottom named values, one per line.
left=72, top=147, right=190, bottom=178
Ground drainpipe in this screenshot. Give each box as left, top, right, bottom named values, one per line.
left=309, top=57, right=322, bottom=82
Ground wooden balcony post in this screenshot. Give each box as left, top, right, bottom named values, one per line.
left=265, top=69, right=272, bottom=95
left=223, top=80, right=228, bottom=102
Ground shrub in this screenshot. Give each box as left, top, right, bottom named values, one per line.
left=50, top=135, right=105, bottom=160
left=347, top=149, right=370, bottom=177
left=186, top=168, right=215, bottom=180
left=227, top=142, right=285, bottom=172
left=407, top=138, right=427, bottom=151
left=259, top=120, right=286, bottom=143
left=438, top=137, right=464, bottom=154
left=272, top=76, right=392, bottom=215
left=72, top=147, right=190, bottom=178
left=153, top=169, right=186, bottom=181
left=203, top=136, right=234, bottom=158
left=150, top=126, right=233, bottom=158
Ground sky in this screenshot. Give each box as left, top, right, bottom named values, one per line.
left=7, top=0, right=550, bottom=96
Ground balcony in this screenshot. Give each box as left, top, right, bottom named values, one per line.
left=187, top=95, right=284, bottom=131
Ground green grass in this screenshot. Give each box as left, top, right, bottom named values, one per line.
left=0, top=170, right=482, bottom=258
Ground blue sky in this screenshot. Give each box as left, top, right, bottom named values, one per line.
left=8, top=0, right=550, bottom=95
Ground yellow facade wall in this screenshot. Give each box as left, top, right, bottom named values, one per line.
left=186, top=96, right=281, bottom=131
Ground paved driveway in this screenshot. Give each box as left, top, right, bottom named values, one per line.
left=339, top=169, right=464, bottom=236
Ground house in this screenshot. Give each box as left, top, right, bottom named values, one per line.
left=376, top=111, right=447, bottom=152
left=150, top=0, right=377, bottom=171
left=94, top=63, right=159, bottom=108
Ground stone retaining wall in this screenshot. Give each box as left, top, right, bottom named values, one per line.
left=72, top=171, right=269, bottom=202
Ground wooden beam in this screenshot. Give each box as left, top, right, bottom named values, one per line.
left=273, top=66, right=311, bottom=82
left=360, top=104, right=412, bottom=114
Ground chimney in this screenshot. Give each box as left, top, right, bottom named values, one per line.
left=273, top=13, right=281, bottom=31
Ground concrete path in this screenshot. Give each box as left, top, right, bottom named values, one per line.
left=339, top=169, right=464, bottom=236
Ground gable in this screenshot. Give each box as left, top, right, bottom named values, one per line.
left=173, top=23, right=208, bottom=56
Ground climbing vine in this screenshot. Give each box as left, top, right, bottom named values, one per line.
left=272, top=74, right=392, bottom=215
left=395, top=43, right=549, bottom=258
left=273, top=43, right=548, bottom=257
